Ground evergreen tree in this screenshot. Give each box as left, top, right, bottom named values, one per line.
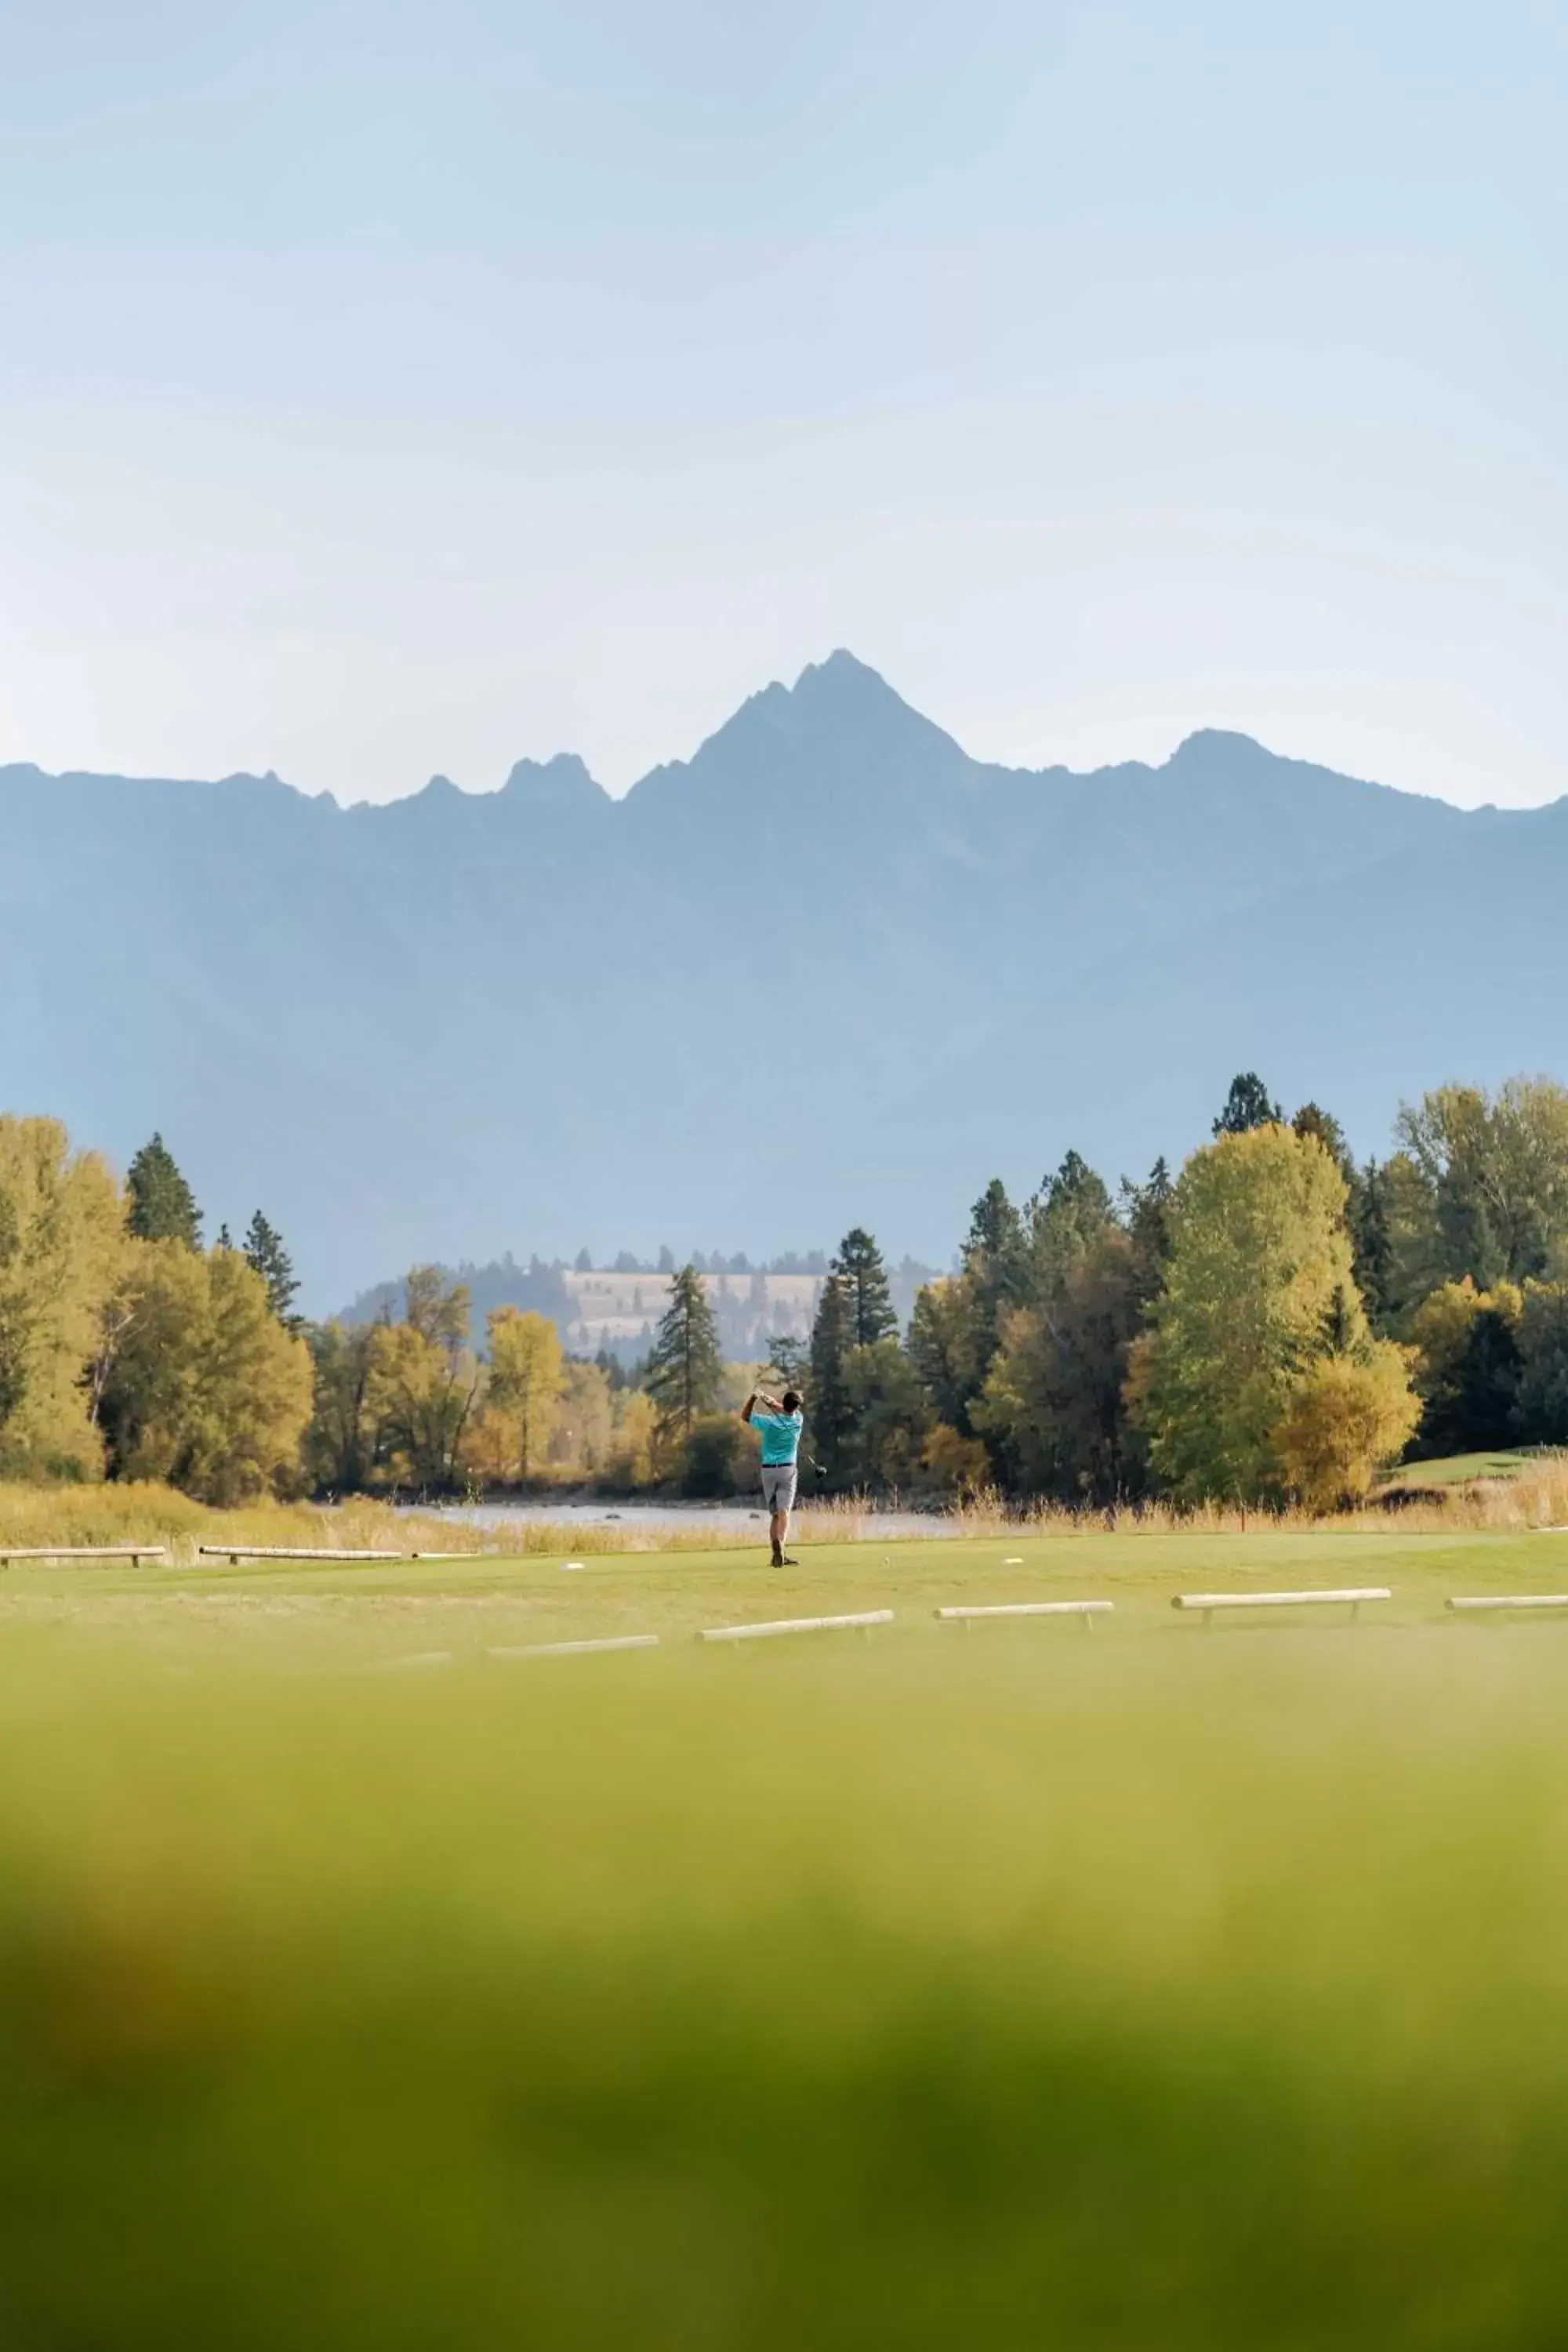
left=1292, top=1102, right=1355, bottom=1183
left=1349, top=1158, right=1397, bottom=1329
left=1120, top=1158, right=1175, bottom=1301
left=964, top=1178, right=1027, bottom=1282
left=125, top=1132, right=202, bottom=1249
left=808, top=1272, right=857, bottom=1482
left=829, top=1228, right=896, bottom=1348
left=243, top=1210, right=301, bottom=1328
left=1029, top=1151, right=1115, bottom=1283
left=961, top=1178, right=1030, bottom=1359
left=645, top=1265, right=722, bottom=1442
left=215, top=1224, right=233, bottom=1250
left=1213, top=1073, right=1282, bottom=1137
left=764, top=1334, right=809, bottom=1390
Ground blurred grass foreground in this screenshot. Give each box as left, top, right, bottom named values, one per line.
left=3, top=1621, right=1568, bottom=2347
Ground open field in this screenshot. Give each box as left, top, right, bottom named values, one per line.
left=9, top=1519, right=1568, bottom=1657
left=7, top=1530, right=1568, bottom=2347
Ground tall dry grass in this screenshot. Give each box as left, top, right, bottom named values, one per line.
left=0, top=1483, right=491, bottom=1560
left=2, top=1457, right=1566, bottom=1565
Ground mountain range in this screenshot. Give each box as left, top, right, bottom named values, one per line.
left=3, top=651, right=1563, bottom=1311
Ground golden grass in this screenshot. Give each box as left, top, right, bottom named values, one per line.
left=0, top=1482, right=488, bottom=1560
left=4, top=1453, right=1568, bottom=1569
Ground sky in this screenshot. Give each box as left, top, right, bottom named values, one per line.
left=1, top=0, right=1564, bottom=808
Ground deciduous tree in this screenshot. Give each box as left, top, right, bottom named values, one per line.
left=1396, top=1079, right=1568, bottom=1287
left=303, top=1319, right=379, bottom=1490
left=365, top=1269, right=481, bottom=1487
left=102, top=1240, right=313, bottom=1502
left=1130, top=1124, right=1413, bottom=1503
left=485, top=1306, right=565, bottom=1477
left=0, top=1116, right=126, bottom=1477
left=1275, top=1351, right=1421, bottom=1512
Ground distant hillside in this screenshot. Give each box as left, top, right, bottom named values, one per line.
left=3, top=650, right=1562, bottom=1308
left=340, top=1255, right=938, bottom=1362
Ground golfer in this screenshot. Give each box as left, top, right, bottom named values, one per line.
left=742, top=1384, right=804, bottom=1566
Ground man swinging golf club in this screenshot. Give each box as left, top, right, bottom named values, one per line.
left=742, top=1381, right=805, bottom=1566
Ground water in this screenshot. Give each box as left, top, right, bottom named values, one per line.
left=407, top=1500, right=953, bottom=1541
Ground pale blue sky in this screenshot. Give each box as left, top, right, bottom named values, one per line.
left=2, top=0, right=1564, bottom=804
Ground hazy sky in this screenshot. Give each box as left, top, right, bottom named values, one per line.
left=2, top=0, right=1564, bottom=805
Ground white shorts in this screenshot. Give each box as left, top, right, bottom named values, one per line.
left=760, top=1464, right=798, bottom=1515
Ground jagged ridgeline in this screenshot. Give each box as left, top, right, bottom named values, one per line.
left=5, top=650, right=1568, bottom=1310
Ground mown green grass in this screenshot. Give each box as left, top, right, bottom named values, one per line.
left=1379, top=1449, right=1541, bottom=1490
left=5, top=1533, right=1568, bottom=2347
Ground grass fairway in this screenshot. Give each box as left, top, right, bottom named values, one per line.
left=1379, top=1449, right=1544, bottom=1490
left=5, top=1529, right=1568, bottom=2347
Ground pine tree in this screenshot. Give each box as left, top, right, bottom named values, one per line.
left=1292, top=1102, right=1355, bottom=1183
left=808, top=1272, right=857, bottom=1481
left=125, top=1132, right=202, bottom=1248
left=1349, top=1158, right=1397, bottom=1330
left=1121, top=1158, right=1175, bottom=1300
left=830, top=1228, right=896, bottom=1348
left=1213, top=1073, right=1283, bottom=1137
left=764, top=1334, right=809, bottom=1390
left=1029, top=1151, right=1114, bottom=1283
left=645, top=1265, right=722, bottom=1440
left=243, top=1210, right=302, bottom=1328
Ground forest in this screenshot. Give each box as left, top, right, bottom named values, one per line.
left=4, top=1074, right=1568, bottom=1512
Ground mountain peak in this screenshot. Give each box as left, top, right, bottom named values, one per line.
left=1165, top=729, right=1272, bottom=771
left=792, top=648, right=888, bottom=692
left=500, top=753, right=607, bottom=809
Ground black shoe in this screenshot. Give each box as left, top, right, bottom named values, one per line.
left=777, top=1554, right=800, bottom=1566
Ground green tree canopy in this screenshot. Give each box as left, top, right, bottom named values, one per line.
left=1213, top=1073, right=1283, bottom=1137
left=979, top=1222, right=1149, bottom=1504
left=243, top=1210, right=301, bottom=1328
left=1406, top=1279, right=1524, bottom=1456
left=303, top=1319, right=379, bottom=1492
left=646, top=1266, right=723, bottom=1444
left=808, top=1272, right=857, bottom=1482
left=1396, top=1078, right=1568, bottom=1287
left=1028, top=1151, right=1115, bottom=1287
left=1292, top=1102, right=1355, bottom=1183
left=102, top=1240, right=314, bottom=1504
left=830, top=1229, right=896, bottom=1348
left=125, top=1132, right=202, bottom=1249
left=1513, top=1282, right=1568, bottom=1446
left=1131, top=1124, right=1413, bottom=1504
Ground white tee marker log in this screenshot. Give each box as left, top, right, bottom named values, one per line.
left=935, top=1601, right=1112, bottom=1631
left=1173, top=1588, right=1392, bottom=1628
left=488, top=1635, right=661, bottom=1658
left=1446, top=1595, right=1568, bottom=1614
left=699, top=1610, right=894, bottom=1645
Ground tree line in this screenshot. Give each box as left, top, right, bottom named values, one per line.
left=636, top=1073, right=1568, bottom=1509
left=7, top=1074, right=1568, bottom=1509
